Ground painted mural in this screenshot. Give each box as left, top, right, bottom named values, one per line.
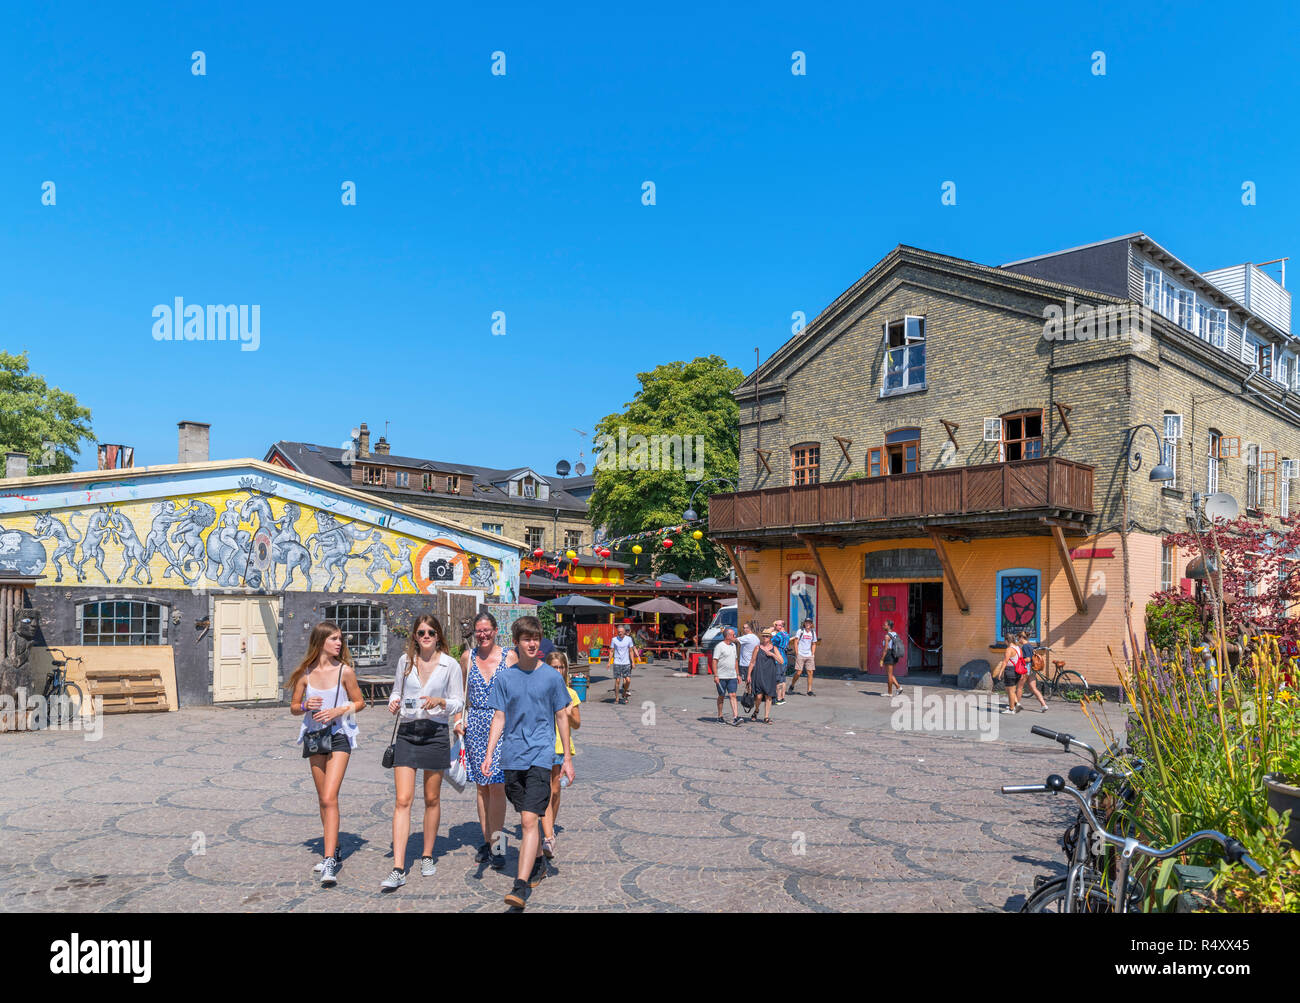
left=1, top=476, right=507, bottom=597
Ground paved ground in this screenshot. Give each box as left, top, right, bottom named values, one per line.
left=0, top=663, right=1119, bottom=912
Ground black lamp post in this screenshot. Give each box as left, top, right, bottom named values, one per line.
left=1126, top=424, right=1176, bottom=483
left=682, top=477, right=738, bottom=523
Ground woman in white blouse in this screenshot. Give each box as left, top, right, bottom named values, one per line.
left=380, top=614, right=465, bottom=890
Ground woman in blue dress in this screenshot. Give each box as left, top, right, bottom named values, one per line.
left=456, top=611, right=510, bottom=870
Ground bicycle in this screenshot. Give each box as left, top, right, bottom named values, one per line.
left=38, top=647, right=85, bottom=728
left=1034, top=657, right=1091, bottom=702
left=1003, top=727, right=1265, bottom=912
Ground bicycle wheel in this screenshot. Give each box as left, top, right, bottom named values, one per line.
left=1021, top=876, right=1114, bottom=913
left=50, top=683, right=84, bottom=726
left=1049, top=670, right=1091, bottom=702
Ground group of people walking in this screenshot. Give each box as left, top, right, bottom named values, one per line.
left=287, top=612, right=580, bottom=910
left=710, top=616, right=819, bottom=725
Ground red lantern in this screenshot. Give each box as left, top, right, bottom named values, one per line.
left=533, top=548, right=544, bottom=558
left=662, top=538, right=674, bottom=549
left=600, top=548, right=611, bottom=559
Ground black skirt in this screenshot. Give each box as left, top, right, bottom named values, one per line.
left=393, top=719, right=450, bottom=771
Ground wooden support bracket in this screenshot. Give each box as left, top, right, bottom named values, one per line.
left=1055, top=402, right=1073, bottom=436
left=833, top=436, right=853, bottom=461
left=925, top=528, right=970, bottom=613
left=1049, top=523, right=1088, bottom=614
left=940, top=419, right=960, bottom=449
left=720, top=541, right=760, bottom=610
left=754, top=449, right=772, bottom=474
left=796, top=534, right=844, bottom=612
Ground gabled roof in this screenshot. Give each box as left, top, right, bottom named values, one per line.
left=265, top=443, right=589, bottom=514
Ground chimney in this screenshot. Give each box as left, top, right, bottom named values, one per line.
left=178, top=421, right=211, bottom=463
left=358, top=422, right=370, bottom=458
left=374, top=436, right=391, bottom=455
left=5, top=452, right=29, bottom=479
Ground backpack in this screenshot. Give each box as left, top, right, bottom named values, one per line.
left=888, top=633, right=903, bottom=660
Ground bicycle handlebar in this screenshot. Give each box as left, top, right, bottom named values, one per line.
left=1003, top=775, right=1266, bottom=878
left=1029, top=725, right=1135, bottom=778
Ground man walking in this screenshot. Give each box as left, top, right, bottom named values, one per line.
left=712, top=626, right=742, bottom=725
left=608, top=623, right=638, bottom=705
left=771, top=619, right=791, bottom=704
left=787, top=617, right=818, bottom=695
left=482, top=615, right=574, bottom=910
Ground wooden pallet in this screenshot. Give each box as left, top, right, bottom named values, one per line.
left=85, top=668, right=170, bottom=713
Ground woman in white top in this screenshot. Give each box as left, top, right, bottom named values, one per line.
left=380, top=614, right=465, bottom=890
left=287, top=620, right=366, bottom=887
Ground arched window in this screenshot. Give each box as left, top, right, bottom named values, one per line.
left=791, top=443, right=820, bottom=485
left=79, top=600, right=168, bottom=645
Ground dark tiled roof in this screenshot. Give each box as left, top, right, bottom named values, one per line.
left=266, top=442, right=589, bottom=514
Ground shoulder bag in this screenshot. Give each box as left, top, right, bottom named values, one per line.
left=446, top=654, right=469, bottom=791
left=381, top=657, right=408, bottom=769
left=303, top=663, right=345, bottom=757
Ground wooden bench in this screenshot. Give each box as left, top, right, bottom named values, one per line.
left=356, top=675, right=392, bottom=708
left=85, top=668, right=170, bottom=713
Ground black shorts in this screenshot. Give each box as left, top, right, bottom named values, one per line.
left=504, top=766, right=553, bottom=816
left=302, top=729, right=352, bottom=758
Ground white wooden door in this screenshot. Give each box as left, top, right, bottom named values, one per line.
left=212, top=598, right=281, bottom=702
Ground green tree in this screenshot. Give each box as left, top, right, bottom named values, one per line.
left=0, top=352, right=93, bottom=474
left=587, top=355, right=743, bottom=580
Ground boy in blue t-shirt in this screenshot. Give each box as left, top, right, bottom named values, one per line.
left=770, top=619, right=791, bottom=703
left=483, top=615, right=574, bottom=909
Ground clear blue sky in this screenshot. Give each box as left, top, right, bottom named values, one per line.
left=4, top=1, right=1298, bottom=473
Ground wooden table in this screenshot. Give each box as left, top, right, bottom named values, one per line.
left=355, top=675, right=392, bottom=707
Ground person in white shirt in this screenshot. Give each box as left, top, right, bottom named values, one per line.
left=712, top=627, right=742, bottom=725
left=788, top=617, right=819, bottom=696
left=608, top=623, right=638, bottom=705
left=380, top=614, right=465, bottom=890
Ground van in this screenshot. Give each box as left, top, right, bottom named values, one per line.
left=700, top=601, right=738, bottom=648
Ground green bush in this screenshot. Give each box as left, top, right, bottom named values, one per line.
left=1144, top=591, right=1202, bottom=653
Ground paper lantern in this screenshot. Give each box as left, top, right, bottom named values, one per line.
left=600, top=548, right=611, bottom=559
left=631, top=544, right=642, bottom=555
left=566, top=549, right=577, bottom=560
left=692, top=529, right=703, bottom=540
left=532, top=548, right=544, bottom=558
left=662, top=538, right=674, bottom=549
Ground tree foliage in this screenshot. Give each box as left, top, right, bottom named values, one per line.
left=586, top=356, right=743, bottom=580
left=0, top=352, right=94, bottom=474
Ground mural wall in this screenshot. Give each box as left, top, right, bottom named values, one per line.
left=0, top=473, right=513, bottom=598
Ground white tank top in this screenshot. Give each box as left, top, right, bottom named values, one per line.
left=296, top=668, right=359, bottom=748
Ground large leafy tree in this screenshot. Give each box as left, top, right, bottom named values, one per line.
left=0, top=352, right=94, bottom=474
left=587, top=355, right=743, bottom=580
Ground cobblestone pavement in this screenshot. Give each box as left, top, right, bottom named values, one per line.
left=0, top=664, right=1116, bottom=912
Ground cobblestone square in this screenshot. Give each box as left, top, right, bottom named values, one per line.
left=0, top=665, right=1098, bottom=912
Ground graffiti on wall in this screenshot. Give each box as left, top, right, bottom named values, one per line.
left=1, top=477, right=504, bottom=596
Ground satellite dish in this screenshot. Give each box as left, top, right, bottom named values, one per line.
left=574, top=462, right=587, bottom=476
left=556, top=460, right=571, bottom=477
left=1204, top=492, right=1239, bottom=523
left=350, top=427, right=360, bottom=439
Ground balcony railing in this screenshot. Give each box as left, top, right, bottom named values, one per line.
left=709, top=457, right=1094, bottom=535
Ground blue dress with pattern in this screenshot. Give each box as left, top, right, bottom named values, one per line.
left=465, top=647, right=507, bottom=785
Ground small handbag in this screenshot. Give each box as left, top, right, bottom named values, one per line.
left=303, top=664, right=344, bottom=756
left=381, top=658, right=408, bottom=770
left=740, top=684, right=756, bottom=712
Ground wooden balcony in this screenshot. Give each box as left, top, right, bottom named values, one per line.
left=709, top=456, right=1095, bottom=542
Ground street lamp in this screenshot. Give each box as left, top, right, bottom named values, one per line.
left=682, top=477, right=738, bottom=523
left=1126, top=424, right=1175, bottom=483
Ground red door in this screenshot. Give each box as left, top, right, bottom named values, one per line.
left=865, top=583, right=909, bottom=677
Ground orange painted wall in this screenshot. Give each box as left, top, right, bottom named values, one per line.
left=736, top=531, right=1169, bottom=688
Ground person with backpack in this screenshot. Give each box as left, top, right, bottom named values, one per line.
left=787, top=617, right=818, bottom=696
left=994, top=632, right=1025, bottom=714
left=880, top=619, right=904, bottom=697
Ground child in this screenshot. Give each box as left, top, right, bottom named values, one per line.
left=541, top=652, right=581, bottom=860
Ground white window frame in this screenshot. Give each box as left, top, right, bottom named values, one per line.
left=1160, top=544, right=1174, bottom=593
left=1207, top=431, right=1220, bottom=495
left=882, top=316, right=926, bottom=394
left=1143, top=265, right=1162, bottom=310
left=1161, top=413, right=1180, bottom=486
left=1197, top=303, right=1227, bottom=348
left=1282, top=461, right=1292, bottom=519
left=394, top=470, right=409, bottom=488
left=323, top=602, right=387, bottom=666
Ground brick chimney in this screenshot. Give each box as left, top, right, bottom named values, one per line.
left=5, top=452, right=29, bottom=478
left=374, top=436, right=391, bottom=455
left=178, top=421, right=210, bottom=463
left=358, top=422, right=370, bottom=458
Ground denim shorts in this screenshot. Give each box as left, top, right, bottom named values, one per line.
left=715, top=677, right=738, bottom=695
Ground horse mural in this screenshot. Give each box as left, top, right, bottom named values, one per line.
left=144, top=501, right=199, bottom=583
left=109, top=509, right=152, bottom=584
left=73, top=508, right=114, bottom=583
left=268, top=502, right=311, bottom=589
left=33, top=513, right=82, bottom=583
left=305, top=511, right=371, bottom=592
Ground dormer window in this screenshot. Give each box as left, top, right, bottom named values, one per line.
left=362, top=465, right=386, bottom=486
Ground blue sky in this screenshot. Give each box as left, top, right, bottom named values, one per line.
left=4, top=1, right=1298, bottom=474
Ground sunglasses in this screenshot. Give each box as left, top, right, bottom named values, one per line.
left=416, top=629, right=438, bottom=638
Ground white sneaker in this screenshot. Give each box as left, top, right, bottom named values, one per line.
left=1040, top=704, right=1050, bottom=713
left=320, top=857, right=339, bottom=887
left=420, top=857, right=437, bottom=877
left=1000, top=707, right=1016, bottom=715
left=380, top=868, right=406, bottom=890
left=313, top=858, right=326, bottom=873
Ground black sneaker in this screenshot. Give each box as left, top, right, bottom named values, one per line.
left=490, top=852, right=506, bottom=871
left=529, top=858, right=547, bottom=888
left=504, top=880, right=529, bottom=909
left=475, top=842, right=491, bottom=864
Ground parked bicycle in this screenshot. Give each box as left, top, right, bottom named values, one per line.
left=1034, top=657, right=1091, bottom=702
left=38, top=647, right=85, bottom=728
left=1003, top=726, right=1265, bottom=912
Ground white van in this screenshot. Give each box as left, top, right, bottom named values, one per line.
left=700, top=601, right=738, bottom=648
